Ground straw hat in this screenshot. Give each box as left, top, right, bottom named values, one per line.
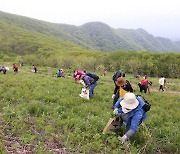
left=120, top=93, right=139, bottom=109
left=116, top=77, right=126, bottom=86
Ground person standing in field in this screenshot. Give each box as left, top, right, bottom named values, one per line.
left=13, top=63, right=18, bottom=73
left=138, top=75, right=151, bottom=93
left=32, top=65, right=37, bottom=73
left=159, top=76, right=166, bottom=92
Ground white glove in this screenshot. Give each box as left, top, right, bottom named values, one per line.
left=113, top=108, right=119, bottom=115
left=112, top=94, right=115, bottom=99
left=121, top=135, right=128, bottom=144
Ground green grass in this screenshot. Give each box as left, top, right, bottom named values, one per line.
left=0, top=66, right=179, bottom=153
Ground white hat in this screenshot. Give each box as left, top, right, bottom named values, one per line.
left=120, top=93, right=139, bottom=109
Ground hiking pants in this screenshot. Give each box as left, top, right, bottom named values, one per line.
left=89, top=82, right=97, bottom=98
left=140, top=85, right=148, bottom=93
left=159, top=85, right=164, bottom=91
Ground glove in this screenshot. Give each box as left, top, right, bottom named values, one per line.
left=112, top=94, right=115, bottom=99
left=113, top=108, right=119, bottom=115
left=121, top=135, right=128, bottom=144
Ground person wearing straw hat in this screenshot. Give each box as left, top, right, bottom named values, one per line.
left=112, top=77, right=133, bottom=108
left=113, top=93, right=147, bottom=144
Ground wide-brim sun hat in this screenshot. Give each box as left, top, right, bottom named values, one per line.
left=120, top=93, right=139, bottom=109
left=116, top=77, right=126, bottom=86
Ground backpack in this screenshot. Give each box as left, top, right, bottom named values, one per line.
left=136, top=94, right=151, bottom=112
left=112, top=69, right=125, bottom=81
left=86, top=73, right=99, bottom=82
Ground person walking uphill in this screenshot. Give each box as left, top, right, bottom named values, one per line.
left=113, top=93, right=147, bottom=144
left=81, top=73, right=99, bottom=99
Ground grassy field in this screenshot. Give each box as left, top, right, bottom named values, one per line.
left=0, top=65, right=179, bottom=153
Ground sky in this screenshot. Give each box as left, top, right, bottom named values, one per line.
left=0, top=0, right=180, bottom=41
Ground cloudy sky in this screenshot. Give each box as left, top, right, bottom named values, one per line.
left=0, top=0, right=180, bottom=41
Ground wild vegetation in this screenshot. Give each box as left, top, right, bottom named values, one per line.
left=0, top=10, right=180, bottom=153
left=0, top=66, right=179, bottom=153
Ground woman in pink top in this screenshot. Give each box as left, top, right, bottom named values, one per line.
left=73, top=70, right=86, bottom=81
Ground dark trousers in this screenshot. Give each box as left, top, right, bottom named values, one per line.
left=159, top=85, right=164, bottom=91
left=139, top=84, right=148, bottom=93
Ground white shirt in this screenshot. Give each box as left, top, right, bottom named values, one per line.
left=159, top=77, right=165, bottom=85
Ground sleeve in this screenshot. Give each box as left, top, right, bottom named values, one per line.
left=114, top=98, right=123, bottom=109
left=125, top=110, right=144, bottom=138
left=83, top=76, right=91, bottom=88
left=126, top=81, right=133, bottom=92
left=113, top=90, right=119, bottom=105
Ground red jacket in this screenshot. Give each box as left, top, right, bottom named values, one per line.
left=141, top=79, right=149, bottom=86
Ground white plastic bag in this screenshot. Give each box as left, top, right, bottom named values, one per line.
left=79, top=88, right=89, bottom=100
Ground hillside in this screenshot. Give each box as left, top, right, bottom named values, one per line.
left=0, top=11, right=180, bottom=52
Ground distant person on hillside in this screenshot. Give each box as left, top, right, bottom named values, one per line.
left=159, top=76, right=166, bottom=92
left=57, top=69, right=63, bottom=78
left=112, top=77, right=133, bottom=108
left=101, top=70, right=107, bottom=76
left=0, top=66, right=7, bottom=74
left=138, top=75, right=151, bottom=93
left=113, top=93, right=147, bottom=144
left=112, top=69, right=126, bottom=98
left=32, top=65, right=37, bottom=73
left=81, top=72, right=99, bottom=99
left=13, top=63, right=18, bottom=73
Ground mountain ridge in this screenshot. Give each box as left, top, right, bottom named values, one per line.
left=0, top=11, right=180, bottom=52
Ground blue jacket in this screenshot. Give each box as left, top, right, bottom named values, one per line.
left=114, top=96, right=147, bottom=137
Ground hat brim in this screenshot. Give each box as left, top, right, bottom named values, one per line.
left=120, top=99, right=139, bottom=110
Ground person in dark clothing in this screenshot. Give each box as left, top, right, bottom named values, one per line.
left=112, top=69, right=126, bottom=98
left=33, top=65, right=37, bottom=73
left=0, top=66, right=7, bottom=74
left=112, top=77, right=133, bottom=108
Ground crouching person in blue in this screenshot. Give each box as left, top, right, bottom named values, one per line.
left=81, top=73, right=99, bottom=98
left=113, top=93, right=147, bottom=144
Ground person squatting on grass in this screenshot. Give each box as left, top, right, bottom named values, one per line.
left=81, top=73, right=99, bottom=99
left=57, top=69, right=64, bottom=78
left=113, top=93, right=147, bottom=144
left=112, top=77, right=133, bottom=108
left=32, top=65, right=37, bottom=73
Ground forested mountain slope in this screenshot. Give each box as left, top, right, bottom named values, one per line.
left=0, top=11, right=180, bottom=52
